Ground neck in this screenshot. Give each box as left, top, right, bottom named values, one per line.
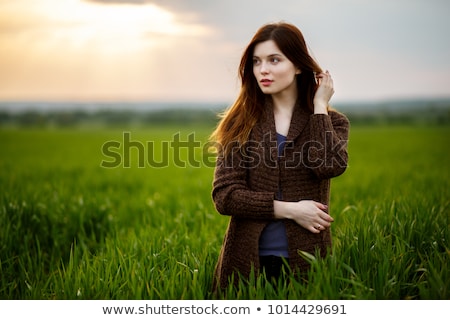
left=270, top=90, right=298, bottom=137
left=271, top=91, right=297, bottom=116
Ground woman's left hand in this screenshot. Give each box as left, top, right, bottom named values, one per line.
left=313, top=70, right=334, bottom=114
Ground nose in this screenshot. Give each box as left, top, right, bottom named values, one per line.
left=259, top=61, right=269, bottom=75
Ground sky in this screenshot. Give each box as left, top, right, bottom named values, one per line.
left=0, top=0, right=449, bottom=104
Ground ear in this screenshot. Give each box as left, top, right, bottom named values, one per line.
left=295, top=68, right=301, bottom=75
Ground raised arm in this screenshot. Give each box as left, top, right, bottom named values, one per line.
left=308, top=111, right=349, bottom=179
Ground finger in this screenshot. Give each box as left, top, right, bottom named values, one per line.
left=315, top=72, right=327, bottom=82
left=313, top=223, right=329, bottom=232
left=327, top=72, right=334, bottom=89
left=312, top=202, right=333, bottom=222
left=317, top=75, right=332, bottom=90
left=319, top=211, right=334, bottom=222
left=317, top=71, right=330, bottom=78
left=309, top=226, right=321, bottom=234
left=328, top=74, right=334, bottom=88
left=324, top=74, right=333, bottom=87
left=315, top=73, right=326, bottom=81
left=318, top=220, right=331, bottom=228
left=313, top=201, right=328, bottom=210
left=321, top=71, right=332, bottom=81
left=313, top=216, right=330, bottom=227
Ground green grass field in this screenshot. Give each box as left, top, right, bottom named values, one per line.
left=0, top=122, right=448, bottom=299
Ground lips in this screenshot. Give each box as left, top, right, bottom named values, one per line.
left=260, top=79, right=273, bottom=86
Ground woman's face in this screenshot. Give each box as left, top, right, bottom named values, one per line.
left=252, top=40, right=300, bottom=97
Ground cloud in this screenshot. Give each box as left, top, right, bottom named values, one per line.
left=85, top=0, right=153, bottom=4
left=2, top=0, right=449, bottom=102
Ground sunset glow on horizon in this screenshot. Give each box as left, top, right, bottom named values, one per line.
left=0, top=0, right=221, bottom=102
left=1, top=0, right=449, bottom=104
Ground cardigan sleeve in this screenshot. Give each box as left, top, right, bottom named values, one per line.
left=211, top=145, right=276, bottom=219
left=307, top=110, right=350, bottom=179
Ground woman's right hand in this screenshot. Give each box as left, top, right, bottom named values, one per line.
left=313, top=70, right=334, bottom=114
left=274, top=200, right=334, bottom=234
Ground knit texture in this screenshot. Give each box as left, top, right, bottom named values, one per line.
left=212, top=99, right=350, bottom=290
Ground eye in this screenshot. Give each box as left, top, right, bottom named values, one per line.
left=270, top=57, right=280, bottom=64
left=252, top=58, right=260, bottom=66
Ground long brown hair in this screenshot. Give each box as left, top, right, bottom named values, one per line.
left=210, top=22, right=323, bottom=154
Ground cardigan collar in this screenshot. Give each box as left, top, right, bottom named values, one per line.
left=256, top=97, right=312, bottom=142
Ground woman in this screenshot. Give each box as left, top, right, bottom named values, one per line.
left=210, top=22, right=349, bottom=290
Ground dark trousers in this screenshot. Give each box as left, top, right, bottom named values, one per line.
left=259, top=255, right=290, bottom=281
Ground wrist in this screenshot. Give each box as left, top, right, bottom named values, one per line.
left=274, top=200, right=295, bottom=220
left=314, top=102, right=328, bottom=114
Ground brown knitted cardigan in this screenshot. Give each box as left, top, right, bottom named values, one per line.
left=211, top=99, right=350, bottom=289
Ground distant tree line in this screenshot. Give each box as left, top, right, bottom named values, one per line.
left=340, top=107, right=450, bottom=125
left=0, top=104, right=449, bottom=127
left=0, top=109, right=220, bottom=127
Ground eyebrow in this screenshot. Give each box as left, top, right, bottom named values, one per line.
left=253, top=53, right=283, bottom=59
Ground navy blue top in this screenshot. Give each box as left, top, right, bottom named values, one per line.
left=258, top=133, right=289, bottom=257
